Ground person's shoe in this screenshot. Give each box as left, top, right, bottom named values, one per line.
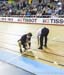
left=44, top=45, right=47, bottom=48
left=38, top=47, right=43, bottom=49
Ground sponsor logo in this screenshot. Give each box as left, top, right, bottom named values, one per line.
left=23, top=18, right=37, bottom=23
left=18, top=18, right=22, bottom=22
left=1, top=18, right=6, bottom=21
left=51, top=19, right=64, bottom=24
left=43, top=19, right=49, bottom=23
left=8, top=18, right=13, bottom=22
left=43, top=19, right=64, bottom=24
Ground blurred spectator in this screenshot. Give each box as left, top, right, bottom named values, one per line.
left=51, top=13, right=59, bottom=18
left=0, top=0, right=63, bottom=17
left=25, top=9, right=31, bottom=17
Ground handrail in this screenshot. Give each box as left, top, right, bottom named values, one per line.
left=0, top=15, right=64, bottom=18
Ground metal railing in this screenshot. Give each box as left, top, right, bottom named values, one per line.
left=0, top=15, right=64, bottom=18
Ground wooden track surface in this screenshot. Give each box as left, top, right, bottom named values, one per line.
left=0, top=22, right=64, bottom=68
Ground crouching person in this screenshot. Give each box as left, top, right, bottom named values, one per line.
left=18, top=32, right=32, bottom=53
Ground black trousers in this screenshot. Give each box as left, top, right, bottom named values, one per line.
left=21, top=42, right=27, bottom=50
left=40, top=28, right=49, bottom=48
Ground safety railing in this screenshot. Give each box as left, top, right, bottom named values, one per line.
left=0, top=15, right=64, bottom=18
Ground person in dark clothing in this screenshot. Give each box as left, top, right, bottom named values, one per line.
left=38, top=27, right=49, bottom=49
left=18, top=32, right=32, bottom=53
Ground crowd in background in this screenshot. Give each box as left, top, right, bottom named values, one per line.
left=0, top=0, right=64, bottom=18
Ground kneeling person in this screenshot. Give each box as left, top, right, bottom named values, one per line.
left=18, top=33, right=32, bottom=53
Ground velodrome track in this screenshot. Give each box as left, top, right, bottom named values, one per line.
left=0, top=22, right=64, bottom=75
